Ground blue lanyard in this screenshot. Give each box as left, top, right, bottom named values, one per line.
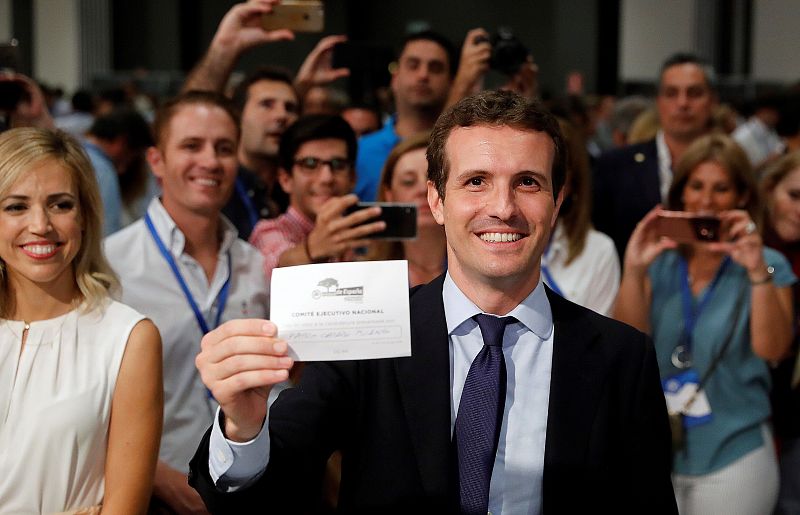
left=541, top=265, right=565, bottom=297
left=678, top=255, right=731, bottom=354
left=144, top=213, right=232, bottom=335
left=541, top=241, right=565, bottom=298
left=234, top=176, right=259, bottom=233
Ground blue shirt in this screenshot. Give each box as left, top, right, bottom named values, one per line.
left=649, top=247, right=796, bottom=475
left=210, top=273, right=555, bottom=515
left=354, top=115, right=401, bottom=202
left=82, top=141, right=122, bottom=236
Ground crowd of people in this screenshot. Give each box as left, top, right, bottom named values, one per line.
left=1, top=0, right=800, bottom=513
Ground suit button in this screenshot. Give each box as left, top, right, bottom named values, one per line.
left=634, top=152, right=645, bottom=163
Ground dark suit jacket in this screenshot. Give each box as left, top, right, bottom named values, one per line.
left=592, top=139, right=662, bottom=260
left=189, top=276, right=677, bottom=514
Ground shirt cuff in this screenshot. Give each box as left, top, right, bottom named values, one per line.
left=208, top=406, right=271, bottom=491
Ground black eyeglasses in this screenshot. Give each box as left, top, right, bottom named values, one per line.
left=293, top=157, right=353, bottom=175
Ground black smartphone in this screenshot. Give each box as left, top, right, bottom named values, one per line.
left=656, top=211, right=722, bottom=243
left=345, top=202, right=417, bottom=240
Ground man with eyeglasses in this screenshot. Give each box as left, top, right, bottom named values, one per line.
left=249, top=115, right=386, bottom=280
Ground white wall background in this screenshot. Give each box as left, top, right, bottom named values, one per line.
left=620, top=0, right=695, bottom=82
left=752, top=0, right=800, bottom=82
left=33, top=0, right=80, bottom=91
left=0, top=0, right=12, bottom=43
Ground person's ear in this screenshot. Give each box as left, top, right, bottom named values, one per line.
left=277, top=168, right=294, bottom=195
left=427, top=180, right=445, bottom=226
left=146, top=146, right=165, bottom=180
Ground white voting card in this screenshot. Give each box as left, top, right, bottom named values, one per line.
left=270, top=260, right=411, bottom=361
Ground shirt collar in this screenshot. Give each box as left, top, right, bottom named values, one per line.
left=655, top=130, right=673, bottom=202
left=442, top=271, right=553, bottom=340
left=145, top=197, right=238, bottom=257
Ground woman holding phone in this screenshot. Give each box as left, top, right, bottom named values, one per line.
left=0, top=128, right=162, bottom=514
left=367, top=132, right=446, bottom=287
left=615, top=134, right=794, bottom=514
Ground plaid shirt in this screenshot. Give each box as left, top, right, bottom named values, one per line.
left=249, top=206, right=314, bottom=281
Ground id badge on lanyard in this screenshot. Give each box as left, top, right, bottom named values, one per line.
left=145, top=214, right=231, bottom=398
left=662, top=256, right=730, bottom=428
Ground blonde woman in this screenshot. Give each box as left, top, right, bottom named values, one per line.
left=0, top=128, right=162, bottom=514
left=367, top=132, right=446, bottom=286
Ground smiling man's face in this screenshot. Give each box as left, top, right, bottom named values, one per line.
left=149, top=103, right=239, bottom=218
left=428, top=124, right=561, bottom=295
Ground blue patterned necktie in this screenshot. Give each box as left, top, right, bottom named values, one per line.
left=453, top=314, right=516, bottom=515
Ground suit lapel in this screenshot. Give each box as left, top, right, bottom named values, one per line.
left=543, top=288, right=605, bottom=472
left=394, top=275, right=452, bottom=495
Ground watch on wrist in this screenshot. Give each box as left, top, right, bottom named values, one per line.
left=750, top=265, right=775, bottom=285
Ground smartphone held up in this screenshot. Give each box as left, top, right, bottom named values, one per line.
left=655, top=211, right=722, bottom=244
left=345, top=202, right=418, bottom=241
left=262, top=0, right=324, bottom=32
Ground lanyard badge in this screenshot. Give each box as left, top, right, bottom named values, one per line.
left=144, top=213, right=232, bottom=335
left=672, top=256, right=731, bottom=369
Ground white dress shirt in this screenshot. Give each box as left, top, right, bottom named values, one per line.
left=733, top=116, right=784, bottom=167
left=655, top=130, right=674, bottom=202
left=104, top=198, right=269, bottom=472
left=541, top=221, right=621, bottom=315
left=209, top=272, right=555, bottom=514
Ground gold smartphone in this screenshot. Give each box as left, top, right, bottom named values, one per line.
left=262, top=0, right=324, bottom=32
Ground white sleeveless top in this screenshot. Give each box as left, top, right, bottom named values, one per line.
left=0, top=300, right=145, bottom=514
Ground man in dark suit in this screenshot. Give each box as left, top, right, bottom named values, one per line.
left=593, top=53, right=717, bottom=259
left=189, top=90, right=677, bottom=514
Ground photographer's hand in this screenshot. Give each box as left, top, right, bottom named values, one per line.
left=500, top=55, right=539, bottom=100
left=4, top=74, right=54, bottom=130
left=182, top=0, right=294, bottom=93
left=277, top=195, right=385, bottom=266
left=294, top=35, right=350, bottom=100
left=445, top=28, right=491, bottom=109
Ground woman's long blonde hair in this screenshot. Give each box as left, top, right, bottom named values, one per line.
left=0, top=128, right=118, bottom=316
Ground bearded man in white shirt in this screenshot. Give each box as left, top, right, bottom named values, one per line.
left=104, top=90, right=269, bottom=514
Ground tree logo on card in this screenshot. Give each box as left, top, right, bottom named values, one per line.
left=312, top=277, right=364, bottom=302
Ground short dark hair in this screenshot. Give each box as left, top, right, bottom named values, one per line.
left=88, top=108, right=153, bottom=150
left=398, top=30, right=458, bottom=77
left=232, top=66, right=298, bottom=110
left=71, top=90, right=94, bottom=113
left=152, top=90, right=240, bottom=148
left=278, top=115, right=357, bottom=173
left=427, top=90, right=566, bottom=200
left=659, top=53, right=717, bottom=92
